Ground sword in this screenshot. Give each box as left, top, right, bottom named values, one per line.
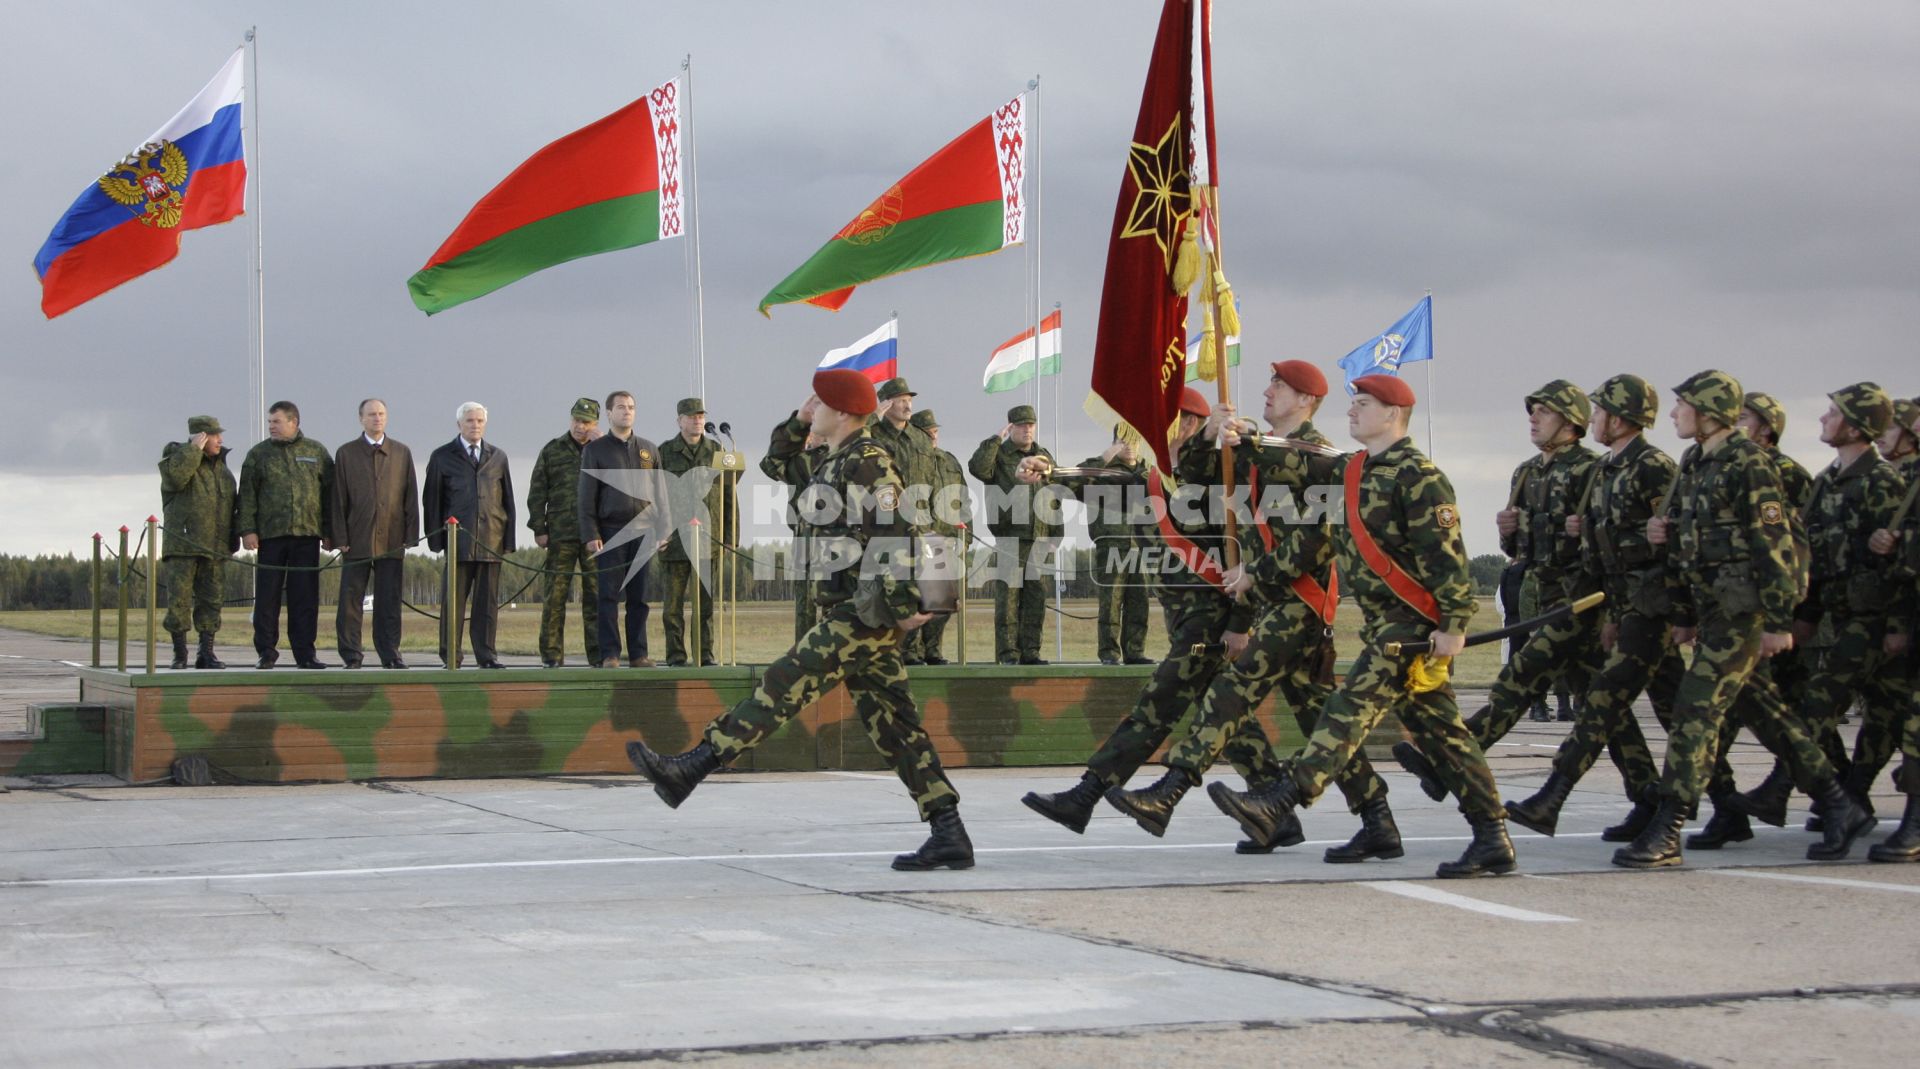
left=1383, top=591, right=1606, bottom=656
left=1045, top=466, right=1136, bottom=481
left=1253, top=434, right=1345, bottom=457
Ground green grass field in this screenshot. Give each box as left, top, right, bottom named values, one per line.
left=2, top=596, right=1508, bottom=684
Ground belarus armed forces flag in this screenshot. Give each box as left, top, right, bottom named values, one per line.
left=983, top=310, right=1061, bottom=394
left=1337, top=295, right=1433, bottom=392
left=408, top=77, right=684, bottom=315
left=34, top=49, right=247, bottom=319
left=758, top=94, right=1027, bottom=315
left=817, top=319, right=899, bottom=385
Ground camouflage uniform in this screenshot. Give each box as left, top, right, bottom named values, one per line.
left=1875, top=463, right=1920, bottom=859
left=527, top=424, right=599, bottom=666
left=658, top=423, right=729, bottom=665
left=907, top=408, right=971, bottom=664
left=158, top=425, right=237, bottom=639
left=704, top=428, right=959, bottom=818
left=1068, top=452, right=1150, bottom=663
left=968, top=417, right=1060, bottom=663
left=762, top=411, right=825, bottom=642
left=236, top=429, right=333, bottom=664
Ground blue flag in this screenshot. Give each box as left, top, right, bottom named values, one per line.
left=1338, top=296, right=1433, bottom=392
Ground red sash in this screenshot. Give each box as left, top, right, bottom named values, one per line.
left=1244, top=465, right=1339, bottom=626
left=1147, top=469, right=1226, bottom=589
left=1343, top=452, right=1439, bottom=623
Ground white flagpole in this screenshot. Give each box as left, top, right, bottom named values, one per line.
left=683, top=55, right=708, bottom=400
left=245, top=27, right=266, bottom=442
left=1424, top=288, right=1434, bottom=458
left=1026, top=76, right=1062, bottom=664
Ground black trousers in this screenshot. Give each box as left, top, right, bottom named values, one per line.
left=441, top=561, right=500, bottom=666
left=336, top=556, right=403, bottom=665
left=254, top=536, right=321, bottom=661
left=594, top=525, right=650, bottom=662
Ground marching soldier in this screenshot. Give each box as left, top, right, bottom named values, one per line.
left=909, top=407, right=972, bottom=665
left=237, top=401, right=334, bottom=669
left=657, top=398, right=726, bottom=667
left=1867, top=424, right=1920, bottom=862
left=627, top=369, right=969, bottom=871
left=1208, top=375, right=1518, bottom=879
left=969, top=405, right=1061, bottom=665
left=158, top=415, right=237, bottom=670
left=527, top=397, right=601, bottom=668
left=1877, top=398, right=1918, bottom=479
left=762, top=405, right=828, bottom=642
left=1073, top=433, right=1151, bottom=666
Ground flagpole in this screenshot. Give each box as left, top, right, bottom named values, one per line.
left=1424, top=287, right=1434, bottom=458
left=245, top=27, right=266, bottom=443
left=1025, top=76, right=1062, bottom=664
left=684, top=55, right=708, bottom=400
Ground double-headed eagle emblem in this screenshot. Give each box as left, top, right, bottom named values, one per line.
left=98, top=141, right=189, bottom=229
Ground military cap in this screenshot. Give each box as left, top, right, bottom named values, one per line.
left=1007, top=404, right=1038, bottom=425
left=1352, top=374, right=1416, bottom=408
left=1742, top=391, right=1786, bottom=439
left=1828, top=382, right=1892, bottom=439
left=1672, top=369, right=1744, bottom=427
left=570, top=397, right=600, bottom=422
left=876, top=377, right=917, bottom=401
left=813, top=369, right=877, bottom=417
left=186, top=415, right=224, bottom=435
left=1269, top=360, right=1329, bottom=398
left=1179, top=386, right=1211, bottom=418
left=1896, top=397, right=1920, bottom=434
left=909, top=409, right=939, bottom=430
left=675, top=397, right=705, bottom=417
left=1591, top=375, right=1659, bottom=429
left=1525, top=379, right=1592, bottom=429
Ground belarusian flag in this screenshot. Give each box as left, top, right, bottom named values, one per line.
left=983, top=310, right=1061, bottom=394
left=759, top=93, right=1027, bottom=315
left=408, top=78, right=684, bottom=315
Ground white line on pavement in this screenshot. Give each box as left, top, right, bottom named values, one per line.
left=1708, top=869, right=1920, bottom=895
left=1359, top=880, right=1577, bottom=923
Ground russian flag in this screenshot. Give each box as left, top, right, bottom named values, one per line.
left=815, top=319, right=899, bottom=385
left=34, top=49, right=248, bottom=319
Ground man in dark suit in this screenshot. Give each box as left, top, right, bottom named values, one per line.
left=332, top=398, right=419, bottom=669
left=424, top=401, right=515, bottom=668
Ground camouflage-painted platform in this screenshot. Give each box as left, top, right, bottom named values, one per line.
left=15, top=664, right=1396, bottom=785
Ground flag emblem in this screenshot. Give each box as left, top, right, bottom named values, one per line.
left=840, top=186, right=904, bottom=247
left=97, top=141, right=191, bottom=229
left=1372, top=333, right=1407, bottom=370
left=1120, top=117, right=1190, bottom=264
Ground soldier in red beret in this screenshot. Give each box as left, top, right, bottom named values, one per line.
left=628, top=368, right=973, bottom=871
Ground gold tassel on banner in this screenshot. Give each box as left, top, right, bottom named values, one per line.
left=1171, top=216, right=1201, bottom=295
left=1214, top=271, right=1241, bottom=336
left=1193, top=306, right=1218, bottom=383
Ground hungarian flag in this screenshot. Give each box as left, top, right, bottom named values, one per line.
left=1085, top=0, right=1202, bottom=472
left=408, top=77, right=684, bottom=315
left=983, top=310, right=1061, bottom=394
left=759, top=93, right=1027, bottom=315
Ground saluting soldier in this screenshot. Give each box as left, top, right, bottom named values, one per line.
left=627, top=369, right=969, bottom=871
left=657, top=398, right=727, bottom=667
left=1072, top=432, right=1151, bottom=666
left=909, top=407, right=972, bottom=665
left=237, top=401, right=334, bottom=670
left=868, top=379, right=937, bottom=663
left=527, top=397, right=601, bottom=668
left=158, top=415, right=237, bottom=670
left=762, top=403, right=829, bottom=642
left=1209, top=375, right=1518, bottom=879
left=969, top=404, right=1061, bottom=665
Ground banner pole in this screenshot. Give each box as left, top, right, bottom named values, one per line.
left=683, top=55, right=708, bottom=401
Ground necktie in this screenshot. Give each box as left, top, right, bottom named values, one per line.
left=469, top=444, right=481, bottom=464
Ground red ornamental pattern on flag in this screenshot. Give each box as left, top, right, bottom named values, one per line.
left=650, top=79, right=683, bottom=240
left=992, top=95, right=1025, bottom=247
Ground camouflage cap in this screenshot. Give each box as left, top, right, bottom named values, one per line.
left=909, top=409, right=939, bottom=430
left=1672, top=369, right=1744, bottom=427
left=1524, top=379, right=1592, bottom=428
left=1007, top=404, right=1038, bottom=425
left=1590, top=375, right=1658, bottom=429
left=570, top=397, right=600, bottom=422
left=1828, top=381, right=1892, bottom=438
left=877, top=377, right=917, bottom=401
left=1742, top=391, right=1786, bottom=439
left=675, top=397, right=705, bottom=417
left=186, top=415, right=224, bottom=435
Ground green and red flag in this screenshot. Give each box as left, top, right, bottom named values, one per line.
left=758, top=93, right=1027, bottom=315
left=408, top=77, right=684, bottom=315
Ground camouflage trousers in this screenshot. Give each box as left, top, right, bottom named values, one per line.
left=1465, top=594, right=1602, bottom=747
left=162, top=556, right=226, bottom=636
left=1658, top=605, right=1836, bottom=807
left=1166, top=597, right=1386, bottom=812
left=1548, top=609, right=1683, bottom=798
left=1796, top=613, right=1910, bottom=789
left=792, top=580, right=818, bottom=642
left=1709, top=643, right=1811, bottom=798
left=537, top=540, right=599, bottom=665
left=1093, top=552, right=1149, bottom=662
left=990, top=537, right=1051, bottom=662
left=662, top=555, right=717, bottom=663
left=1085, top=591, right=1280, bottom=789
left=705, top=606, right=958, bottom=819
left=1287, top=620, right=1504, bottom=820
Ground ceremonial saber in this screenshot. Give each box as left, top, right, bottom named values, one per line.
left=1253, top=434, right=1344, bottom=457
left=1045, top=466, right=1136, bottom=482
left=1384, top=592, right=1606, bottom=656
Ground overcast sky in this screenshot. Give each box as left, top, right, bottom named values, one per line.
left=4, top=1, right=1916, bottom=558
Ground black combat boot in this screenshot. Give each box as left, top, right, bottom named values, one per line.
left=1557, top=697, right=1576, bottom=723
left=169, top=633, right=190, bottom=670
left=1842, top=764, right=1879, bottom=822
left=1727, top=760, right=1793, bottom=828
left=1021, top=771, right=1106, bottom=834
left=1324, top=798, right=1403, bottom=863
left=1436, top=813, right=1516, bottom=878
left=1611, top=796, right=1688, bottom=869
left=1805, top=779, right=1876, bottom=861
left=1103, top=766, right=1199, bottom=838
left=1206, top=777, right=1305, bottom=851
left=1868, top=788, right=1920, bottom=863
left=1390, top=741, right=1447, bottom=802
left=1528, top=700, right=1551, bottom=723
left=1686, top=794, right=1754, bottom=850
left=194, top=633, right=225, bottom=670
left=626, top=739, right=721, bottom=809
left=892, top=804, right=974, bottom=870
left=1504, top=770, right=1577, bottom=837
left=1601, top=784, right=1658, bottom=842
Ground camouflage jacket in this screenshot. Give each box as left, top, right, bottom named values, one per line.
left=1575, top=433, right=1677, bottom=622
left=1338, top=436, right=1476, bottom=637
left=1795, top=448, right=1906, bottom=622
left=1663, top=430, right=1797, bottom=632
left=798, top=429, right=920, bottom=621
left=1056, top=453, right=1148, bottom=543
left=924, top=446, right=973, bottom=537
left=237, top=432, right=333, bottom=541
left=762, top=413, right=825, bottom=534
left=1500, top=440, right=1599, bottom=599
left=1882, top=474, right=1920, bottom=638
left=1137, top=435, right=1256, bottom=629
left=868, top=417, right=938, bottom=515
left=1180, top=419, right=1343, bottom=611
left=656, top=433, right=732, bottom=561
left=158, top=441, right=237, bottom=559
left=1769, top=446, right=1816, bottom=512
left=968, top=436, right=1062, bottom=540
left=526, top=431, right=588, bottom=543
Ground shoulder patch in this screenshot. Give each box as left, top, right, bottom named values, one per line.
left=638, top=449, right=651, bottom=463
left=1435, top=504, right=1459, bottom=529
left=1760, top=501, right=1784, bottom=525
left=875, top=485, right=900, bottom=513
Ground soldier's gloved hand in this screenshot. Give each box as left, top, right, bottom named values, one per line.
left=1565, top=515, right=1584, bottom=538
left=1868, top=528, right=1897, bottom=556
left=1647, top=516, right=1670, bottom=545
left=1760, top=631, right=1793, bottom=659
left=1428, top=630, right=1466, bottom=657
left=1221, top=630, right=1250, bottom=659
left=896, top=612, right=935, bottom=634
left=536, top=534, right=549, bottom=548
left=1496, top=508, right=1520, bottom=536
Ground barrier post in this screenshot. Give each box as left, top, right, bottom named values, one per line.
left=443, top=518, right=461, bottom=669
left=957, top=524, right=970, bottom=667
left=91, top=533, right=103, bottom=668
left=144, top=516, right=159, bottom=674
left=116, top=526, right=130, bottom=672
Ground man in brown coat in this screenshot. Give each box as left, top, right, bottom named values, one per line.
left=333, top=399, right=420, bottom=668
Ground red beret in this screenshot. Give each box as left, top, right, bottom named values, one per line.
left=1179, top=386, right=1211, bottom=418
left=812, top=369, right=878, bottom=417
left=1352, top=374, right=1416, bottom=409
left=1270, top=359, right=1328, bottom=398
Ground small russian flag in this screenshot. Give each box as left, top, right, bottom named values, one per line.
left=816, top=319, right=898, bottom=385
